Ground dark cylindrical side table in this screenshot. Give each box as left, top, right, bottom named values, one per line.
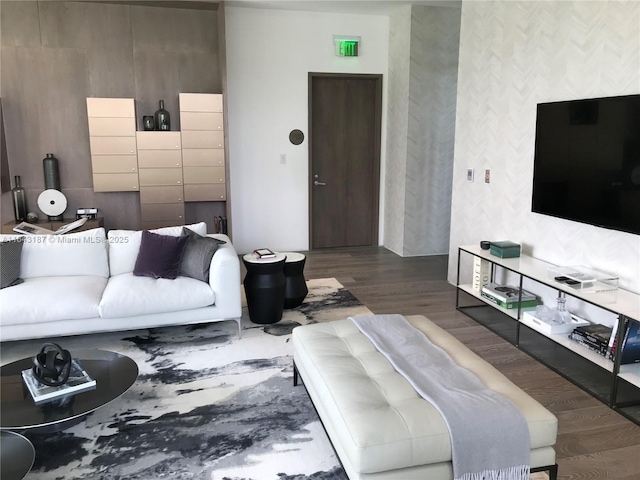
left=282, top=252, right=308, bottom=309
left=242, top=253, right=286, bottom=324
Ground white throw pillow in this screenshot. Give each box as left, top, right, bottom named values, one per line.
left=107, top=222, right=207, bottom=276
left=0, top=228, right=109, bottom=279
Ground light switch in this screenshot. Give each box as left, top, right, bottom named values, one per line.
left=467, top=168, right=474, bottom=182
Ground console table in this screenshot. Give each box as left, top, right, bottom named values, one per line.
left=455, top=245, right=640, bottom=425
left=2, top=218, right=104, bottom=234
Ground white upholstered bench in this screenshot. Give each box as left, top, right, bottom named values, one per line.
left=292, top=315, right=558, bottom=480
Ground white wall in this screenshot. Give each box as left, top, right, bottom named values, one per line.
left=225, top=6, right=389, bottom=254
left=449, top=0, right=640, bottom=294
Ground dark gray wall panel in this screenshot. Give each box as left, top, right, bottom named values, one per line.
left=39, top=1, right=132, bottom=49
left=2, top=46, right=89, bottom=191
left=133, top=50, right=181, bottom=130
left=179, top=53, right=221, bottom=93
left=131, top=6, right=218, bottom=53
left=185, top=201, right=225, bottom=232
left=91, top=191, right=142, bottom=231
left=1, top=1, right=222, bottom=229
left=88, top=47, right=136, bottom=98
left=0, top=1, right=40, bottom=48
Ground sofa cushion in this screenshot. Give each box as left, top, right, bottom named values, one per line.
left=134, top=231, right=188, bottom=279
left=0, top=228, right=109, bottom=279
left=0, top=240, right=24, bottom=288
left=180, top=227, right=226, bottom=282
left=108, top=222, right=207, bottom=276
left=99, top=272, right=216, bottom=318
left=0, top=276, right=107, bottom=326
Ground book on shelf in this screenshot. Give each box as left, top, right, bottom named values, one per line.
left=21, top=358, right=96, bottom=404
left=569, top=332, right=608, bottom=357
left=481, top=283, right=537, bottom=303
left=619, top=320, right=640, bottom=365
left=480, top=291, right=538, bottom=310
left=252, top=248, right=276, bottom=259
left=572, top=323, right=612, bottom=347
left=472, top=256, right=490, bottom=292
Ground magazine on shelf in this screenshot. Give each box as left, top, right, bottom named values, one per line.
left=13, top=217, right=87, bottom=235
left=620, top=321, right=640, bottom=365
left=21, top=358, right=96, bottom=404
left=481, top=283, right=537, bottom=303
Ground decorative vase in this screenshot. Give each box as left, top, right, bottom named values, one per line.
left=43, top=153, right=61, bottom=190
left=154, top=100, right=170, bottom=131
left=42, top=153, right=63, bottom=221
left=11, top=175, right=28, bottom=222
left=143, top=116, right=155, bottom=131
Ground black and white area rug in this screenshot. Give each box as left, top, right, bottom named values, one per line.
left=1, top=278, right=372, bottom=480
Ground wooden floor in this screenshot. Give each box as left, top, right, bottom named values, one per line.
left=297, top=246, right=640, bottom=480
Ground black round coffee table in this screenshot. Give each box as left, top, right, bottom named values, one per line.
left=0, top=349, right=138, bottom=433
left=243, top=253, right=287, bottom=324
left=0, top=430, right=35, bottom=480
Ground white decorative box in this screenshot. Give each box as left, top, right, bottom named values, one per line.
left=521, top=311, right=590, bottom=335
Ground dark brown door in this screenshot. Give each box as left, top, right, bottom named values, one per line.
left=309, top=74, right=381, bottom=248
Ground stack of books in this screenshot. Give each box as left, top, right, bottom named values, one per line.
left=253, top=248, right=276, bottom=259
left=481, top=283, right=538, bottom=310
left=21, top=359, right=96, bottom=404
left=569, top=323, right=612, bottom=357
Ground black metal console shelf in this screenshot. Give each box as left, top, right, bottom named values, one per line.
left=455, top=245, right=640, bottom=426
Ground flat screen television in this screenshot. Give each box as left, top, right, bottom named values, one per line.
left=531, top=94, right=640, bottom=235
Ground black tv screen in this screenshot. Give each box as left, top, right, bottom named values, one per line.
left=532, top=94, right=640, bottom=235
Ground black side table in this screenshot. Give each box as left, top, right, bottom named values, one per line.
left=243, top=253, right=287, bottom=324
left=282, top=252, right=308, bottom=309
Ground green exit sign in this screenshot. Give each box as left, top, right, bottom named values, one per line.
left=334, top=36, right=360, bottom=57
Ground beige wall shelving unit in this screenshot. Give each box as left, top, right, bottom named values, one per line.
left=179, top=93, right=227, bottom=202
left=86, top=94, right=230, bottom=232
left=136, top=131, right=185, bottom=229
left=86, top=98, right=139, bottom=193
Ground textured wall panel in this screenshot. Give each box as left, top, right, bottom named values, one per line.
left=449, top=0, right=640, bottom=293
left=384, top=5, right=460, bottom=257
left=384, top=5, right=412, bottom=255
left=404, top=5, right=460, bottom=256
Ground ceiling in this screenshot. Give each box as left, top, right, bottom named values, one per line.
left=82, top=0, right=461, bottom=14
left=225, top=1, right=461, bottom=16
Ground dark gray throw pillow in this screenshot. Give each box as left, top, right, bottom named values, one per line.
left=1, top=240, right=25, bottom=289
left=133, top=230, right=189, bottom=279
left=179, top=227, right=226, bottom=283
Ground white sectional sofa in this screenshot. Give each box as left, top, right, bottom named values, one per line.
left=0, top=222, right=242, bottom=342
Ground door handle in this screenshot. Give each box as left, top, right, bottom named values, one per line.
left=314, top=180, right=327, bottom=186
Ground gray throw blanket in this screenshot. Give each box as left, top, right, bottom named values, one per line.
left=350, top=314, right=530, bottom=480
